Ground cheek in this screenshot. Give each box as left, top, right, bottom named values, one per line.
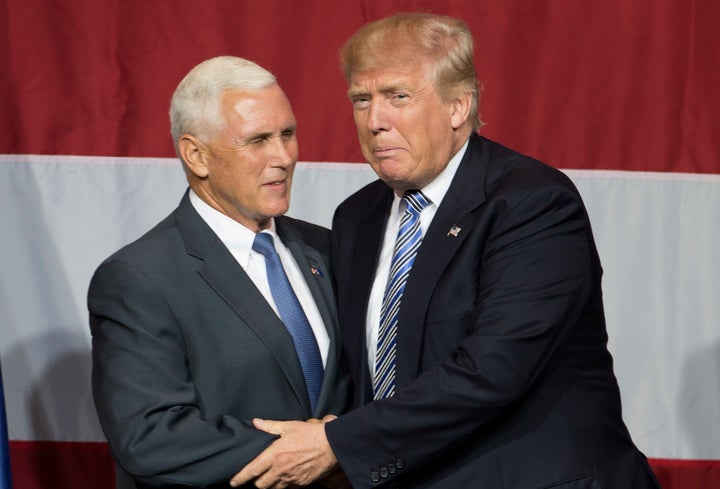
left=353, top=111, right=364, bottom=126
left=355, top=126, right=369, bottom=145
left=287, top=139, right=300, bottom=159
left=353, top=113, right=371, bottom=136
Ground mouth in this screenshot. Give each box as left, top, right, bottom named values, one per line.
left=263, top=179, right=287, bottom=190
left=372, top=145, right=402, bottom=158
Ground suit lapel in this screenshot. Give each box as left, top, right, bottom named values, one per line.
left=174, top=193, right=311, bottom=415
left=346, top=193, right=392, bottom=324
left=396, top=135, right=490, bottom=387
left=341, top=184, right=394, bottom=404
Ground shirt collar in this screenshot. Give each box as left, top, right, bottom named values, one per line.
left=188, top=189, right=277, bottom=260
left=391, top=138, right=470, bottom=212
left=420, top=138, right=469, bottom=208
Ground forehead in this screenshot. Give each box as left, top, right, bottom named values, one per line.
left=348, top=58, right=435, bottom=93
left=220, top=86, right=295, bottom=129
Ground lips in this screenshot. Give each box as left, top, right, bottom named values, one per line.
left=263, top=179, right=287, bottom=189
left=373, top=145, right=401, bottom=157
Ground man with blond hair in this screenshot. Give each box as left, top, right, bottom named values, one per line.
left=233, top=13, right=660, bottom=489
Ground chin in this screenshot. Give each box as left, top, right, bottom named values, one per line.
left=378, top=175, right=412, bottom=192
left=267, top=203, right=290, bottom=217
left=374, top=160, right=406, bottom=178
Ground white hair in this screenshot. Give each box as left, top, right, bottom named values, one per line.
left=169, top=56, right=277, bottom=153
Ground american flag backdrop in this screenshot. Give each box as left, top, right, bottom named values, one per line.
left=1, top=1, right=719, bottom=488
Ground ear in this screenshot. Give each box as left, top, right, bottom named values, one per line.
left=178, top=134, right=210, bottom=178
left=449, top=91, right=473, bottom=130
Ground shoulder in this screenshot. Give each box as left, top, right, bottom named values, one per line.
left=276, top=215, right=330, bottom=253
left=89, top=208, right=189, bottom=299
left=334, top=179, right=391, bottom=223
left=476, top=136, right=580, bottom=201
left=103, top=212, right=181, bottom=267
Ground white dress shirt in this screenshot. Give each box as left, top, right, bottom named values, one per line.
left=366, top=139, right=470, bottom=379
left=189, top=190, right=329, bottom=366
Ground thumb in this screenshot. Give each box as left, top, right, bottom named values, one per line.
left=252, top=418, right=287, bottom=435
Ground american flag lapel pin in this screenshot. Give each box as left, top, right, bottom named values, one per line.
left=310, top=265, right=324, bottom=277
left=447, top=225, right=462, bottom=237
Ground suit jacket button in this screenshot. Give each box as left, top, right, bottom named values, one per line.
left=380, top=466, right=389, bottom=478
left=388, top=464, right=396, bottom=474
left=370, top=471, right=380, bottom=483
left=395, top=459, right=405, bottom=470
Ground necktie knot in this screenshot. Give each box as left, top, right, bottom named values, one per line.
left=403, top=190, right=430, bottom=216
left=252, top=232, right=276, bottom=257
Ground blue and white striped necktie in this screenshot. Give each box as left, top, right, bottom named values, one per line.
left=374, top=190, right=430, bottom=400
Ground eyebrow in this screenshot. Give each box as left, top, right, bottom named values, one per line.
left=347, top=81, right=413, bottom=98
left=239, top=124, right=296, bottom=144
left=347, top=87, right=368, bottom=98
left=280, top=123, right=297, bottom=133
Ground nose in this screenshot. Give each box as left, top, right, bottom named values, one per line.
left=366, top=99, right=390, bottom=133
left=270, top=135, right=297, bottom=168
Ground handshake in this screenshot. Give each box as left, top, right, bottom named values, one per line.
left=230, top=415, right=351, bottom=489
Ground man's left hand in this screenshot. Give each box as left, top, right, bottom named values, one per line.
left=230, top=417, right=339, bottom=488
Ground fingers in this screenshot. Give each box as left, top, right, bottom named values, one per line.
left=253, top=418, right=289, bottom=435
left=231, top=419, right=337, bottom=488
left=230, top=420, right=288, bottom=486
left=306, top=414, right=336, bottom=424
left=253, top=471, right=292, bottom=489
left=230, top=448, right=273, bottom=487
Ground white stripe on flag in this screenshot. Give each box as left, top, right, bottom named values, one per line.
left=0, top=155, right=718, bottom=462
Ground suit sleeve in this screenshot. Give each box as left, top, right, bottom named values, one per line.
left=326, top=179, right=597, bottom=488
left=89, top=259, right=275, bottom=488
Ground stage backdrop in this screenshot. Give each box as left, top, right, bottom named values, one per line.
left=1, top=1, right=719, bottom=488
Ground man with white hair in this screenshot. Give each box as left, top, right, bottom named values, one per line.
left=89, top=56, right=349, bottom=488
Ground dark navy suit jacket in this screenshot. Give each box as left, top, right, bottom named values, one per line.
left=326, top=135, right=659, bottom=489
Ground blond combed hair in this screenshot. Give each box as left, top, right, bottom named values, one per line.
left=341, top=13, right=482, bottom=130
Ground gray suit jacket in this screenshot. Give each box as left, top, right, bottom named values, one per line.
left=89, top=191, right=350, bottom=488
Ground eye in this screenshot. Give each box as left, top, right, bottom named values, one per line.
left=391, top=92, right=410, bottom=105
left=281, top=128, right=296, bottom=141
left=249, top=136, right=268, bottom=145
left=351, top=95, right=371, bottom=110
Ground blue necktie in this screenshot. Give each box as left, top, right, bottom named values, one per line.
left=374, top=190, right=430, bottom=399
left=252, top=232, right=324, bottom=412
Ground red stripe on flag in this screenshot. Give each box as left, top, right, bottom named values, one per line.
left=649, top=458, right=720, bottom=489
left=6, top=442, right=720, bottom=489
left=9, top=441, right=114, bottom=489
left=2, top=0, right=718, bottom=173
